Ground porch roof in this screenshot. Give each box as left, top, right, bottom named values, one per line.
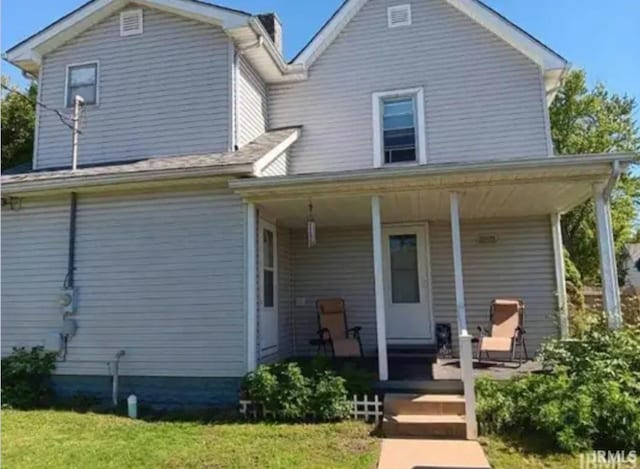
left=231, top=153, right=636, bottom=226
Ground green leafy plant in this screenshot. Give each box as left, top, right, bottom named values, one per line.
left=1, top=347, right=57, bottom=409
left=476, top=327, right=640, bottom=452
left=308, top=371, right=351, bottom=421
left=242, top=360, right=353, bottom=422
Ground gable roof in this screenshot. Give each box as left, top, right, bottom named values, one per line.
left=292, top=0, right=569, bottom=98
left=4, top=0, right=305, bottom=83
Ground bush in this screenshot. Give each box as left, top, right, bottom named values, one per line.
left=242, top=361, right=352, bottom=422
left=476, top=327, right=640, bottom=452
left=1, top=347, right=57, bottom=409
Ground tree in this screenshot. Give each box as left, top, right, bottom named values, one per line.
left=1, top=76, right=37, bottom=171
left=550, top=70, right=640, bottom=285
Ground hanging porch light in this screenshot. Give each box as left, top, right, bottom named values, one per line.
left=307, top=201, right=317, bottom=248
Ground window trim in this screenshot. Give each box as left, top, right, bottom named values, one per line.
left=372, top=87, right=427, bottom=168
left=64, top=61, right=100, bottom=108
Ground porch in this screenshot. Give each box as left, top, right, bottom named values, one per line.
left=233, top=154, right=631, bottom=439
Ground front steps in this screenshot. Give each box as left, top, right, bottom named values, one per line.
left=383, top=393, right=467, bottom=439
left=378, top=390, right=490, bottom=468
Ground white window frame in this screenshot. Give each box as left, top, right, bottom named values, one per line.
left=64, top=61, right=99, bottom=108
left=387, top=4, right=412, bottom=28
left=120, top=9, right=144, bottom=37
left=372, top=87, right=427, bottom=168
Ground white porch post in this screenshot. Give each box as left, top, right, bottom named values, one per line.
left=551, top=214, right=569, bottom=338
left=593, top=184, right=623, bottom=329
left=449, top=192, right=478, bottom=440
left=246, top=202, right=258, bottom=372
left=371, top=196, right=389, bottom=381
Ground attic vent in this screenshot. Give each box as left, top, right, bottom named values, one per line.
left=120, top=9, right=143, bottom=36
left=387, top=5, right=412, bottom=28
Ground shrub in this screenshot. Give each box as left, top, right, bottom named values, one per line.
left=242, top=360, right=352, bottom=422
left=308, top=371, right=351, bottom=421
left=476, top=327, right=640, bottom=452
left=1, top=346, right=57, bottom=409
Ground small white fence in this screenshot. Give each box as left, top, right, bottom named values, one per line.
left=239, top=394, right=383, bottom=422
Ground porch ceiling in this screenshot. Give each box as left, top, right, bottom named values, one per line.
left=242, top=154, right=636, bottom=228
left=258, top=181, right=593, bottom=228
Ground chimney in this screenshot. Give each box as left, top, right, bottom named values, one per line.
left=257, top=13, right=283, bottom=54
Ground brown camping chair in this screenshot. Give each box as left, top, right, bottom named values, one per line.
left=316, top=298, right=363, bottom=357
left=477, top=299, right=528, bottom=363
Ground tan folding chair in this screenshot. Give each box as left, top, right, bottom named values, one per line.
left=477, top=299, right=528, bottom=363
left=316, top=298, right=363, bottom=357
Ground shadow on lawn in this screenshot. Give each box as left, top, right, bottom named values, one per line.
left=49, top=395, right=252, bottom=425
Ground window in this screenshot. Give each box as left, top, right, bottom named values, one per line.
left=389, top=234, right=420, bottom=303
left=66, top=63, right=98, bottom=107
left=373, top=87, right=426, bottom=167
left=262, top=228, right=275, bottom=308
left=382, top=97, right=417, bottom=163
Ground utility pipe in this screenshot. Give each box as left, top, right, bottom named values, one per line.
left=112, top=350, right=126, bottom=407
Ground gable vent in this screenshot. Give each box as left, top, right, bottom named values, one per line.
left=387, top=5, right=412, bottom=28
left=120, top=9, right=143, bottom=37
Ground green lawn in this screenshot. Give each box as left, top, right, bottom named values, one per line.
left=2, top=410, right=581, bottom=469
left=2, top=410, right=379, bottom=469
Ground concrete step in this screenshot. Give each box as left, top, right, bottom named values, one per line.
left=383, top=414, right=467, bottom=439
left=384, top=393, right=466, bottom=416
left=378, top=438, right=490, bottom=469
left=375, top=379, right=464, bottom=395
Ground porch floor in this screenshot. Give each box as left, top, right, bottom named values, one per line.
left=433, top=357, right=543, bottom=381
left=294, top=355, right=542, bottom=382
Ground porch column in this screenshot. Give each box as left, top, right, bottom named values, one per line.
left=371, top=196, right=389, bottom=381
left=246, top=202, right=258, bottom=372
left=449, top=192, right=478, bottom=440
left=593, top=184, right=623, bottom=329
left=551, top=214, right=569, bottom=338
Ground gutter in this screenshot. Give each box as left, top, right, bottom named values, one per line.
left=230, top=153, right=637, bottom=191
left=2, top=163, right=253, bottom=195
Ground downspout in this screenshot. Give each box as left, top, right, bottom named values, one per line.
left=603, top=160, right=621, bottom=201
left=66, top=192, right=78, bottom=288
left=603, top=160, right=622, bottom=316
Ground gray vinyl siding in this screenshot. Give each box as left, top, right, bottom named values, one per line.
left=1, top=197, right=70, bottom=355
left=430, top=217, right=558, bottom=354
left=289, top=218, right=557, bottom=356
left=261, top=152, right=288, bottom=176
left=270, top=0, right=549, bottom=174
left=291, top=227, right=377, bottom=355
left=1, top=187, right=247, bottom=378
left=236, top=56, right=268, bottom=148
left=36, top=7, right=231, bottom=169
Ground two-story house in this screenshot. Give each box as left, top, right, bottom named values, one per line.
left=2, top=0, right=633, bottom=435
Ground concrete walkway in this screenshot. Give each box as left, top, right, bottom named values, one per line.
left=378, top=438, right=490, bottom=469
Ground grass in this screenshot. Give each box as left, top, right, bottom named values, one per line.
left=2, top=410, right=585, bottom=469
left=481, top=435, right=582, bottom=469
left=2, top=410, right=380, bottom=469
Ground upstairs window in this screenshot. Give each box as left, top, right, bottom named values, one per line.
left=382, top=97, right=417, bottom=163
left=373, top=87, right=426, bottom=167
left=66, top=63, right=98, bottom=107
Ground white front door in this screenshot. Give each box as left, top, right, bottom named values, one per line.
left=383, top=224, right=433, bottom=343
left=259, top=219, right=278, bottom=356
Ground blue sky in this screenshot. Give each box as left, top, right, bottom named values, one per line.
left=2, top=0, right=639, bottom=104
